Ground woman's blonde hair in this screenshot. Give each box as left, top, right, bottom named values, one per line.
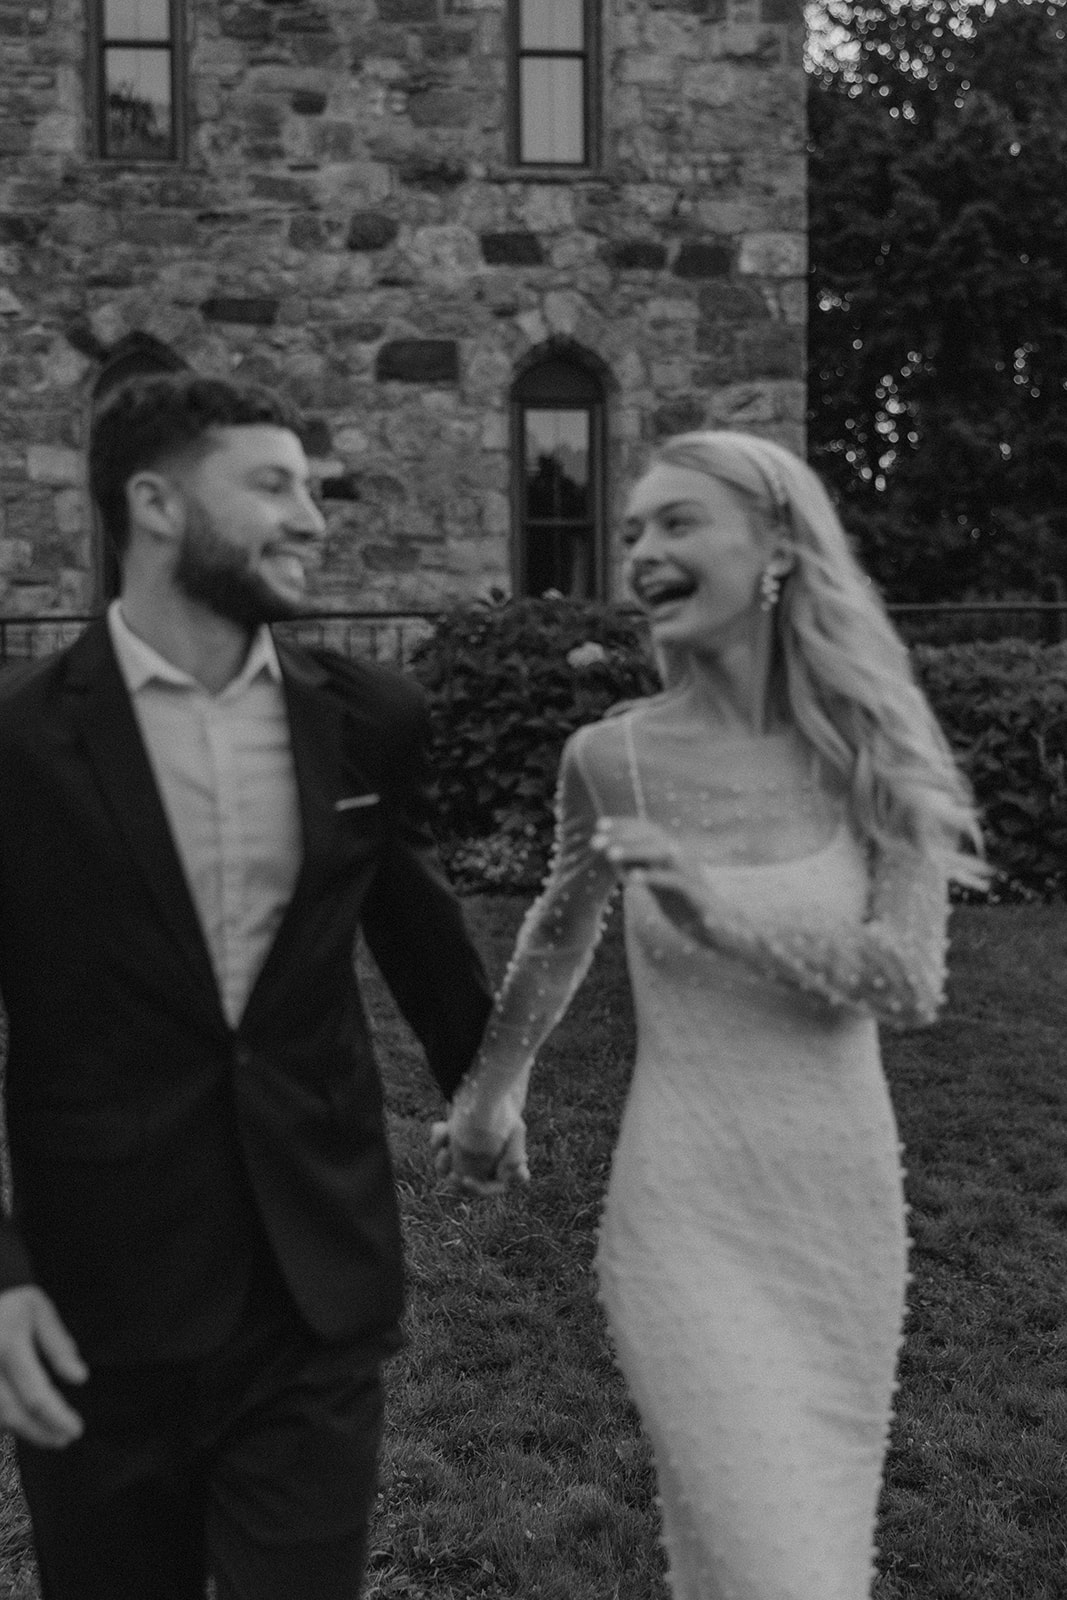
left=647, top=429, right=987, bottom=887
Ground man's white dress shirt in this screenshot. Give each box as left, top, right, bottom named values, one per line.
left=107, top=601, right=303, bottom=1026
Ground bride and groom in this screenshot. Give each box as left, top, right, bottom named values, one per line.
left=0, top=370, right=981, bottom=1600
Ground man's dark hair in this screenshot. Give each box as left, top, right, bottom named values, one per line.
left=88, top=373, right=301, bottom=559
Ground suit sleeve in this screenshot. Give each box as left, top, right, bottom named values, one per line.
left=359, top=692, right=492, bottom=1101
left=0, top=827, right=35, bottom=1294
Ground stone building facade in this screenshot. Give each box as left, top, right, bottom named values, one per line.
left=0, top=0, right=806, bottom=632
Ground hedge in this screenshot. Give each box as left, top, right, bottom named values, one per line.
left=411, top=601, right=1067, bottom=900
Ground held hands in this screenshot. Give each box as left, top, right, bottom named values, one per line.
left=430, top=1116, right=530, bottom=1198
left=0, top=1286, right=87, bottom=1448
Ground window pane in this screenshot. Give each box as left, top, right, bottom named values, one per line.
left=525, top=410, right=590, bottom=520
left=520, top=58, right=584, bottom=164
left=105, top=0, right=170, bottom=41
left=520, top=0, right=583, bottom=52
left=525, top=525, right=594, bottom=598
left=104, top=48, right=173, bottom=159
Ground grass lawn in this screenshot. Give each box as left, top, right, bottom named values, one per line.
left=0, top=898, right=1065, bottom=1598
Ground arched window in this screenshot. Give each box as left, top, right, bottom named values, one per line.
left=512, top=350, right=606, bottom=600
left=89, top=333, right=189, bottom=601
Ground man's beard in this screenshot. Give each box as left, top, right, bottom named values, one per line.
left=173, top=502, right=302, bottom=628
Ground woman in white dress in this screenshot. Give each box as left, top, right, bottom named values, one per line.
left=433, top=431, right=987, bottom=1600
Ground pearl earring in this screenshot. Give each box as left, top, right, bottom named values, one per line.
left=759, top=566, right=782, bottom=611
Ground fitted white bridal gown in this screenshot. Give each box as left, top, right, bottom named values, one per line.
left=451, top=702, right=951, bottom=1600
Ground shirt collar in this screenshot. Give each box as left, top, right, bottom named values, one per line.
left=107, top=600, right=283, bottom=696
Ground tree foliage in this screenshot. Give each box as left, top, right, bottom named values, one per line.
left=807, top=0, right=1067, bottom=599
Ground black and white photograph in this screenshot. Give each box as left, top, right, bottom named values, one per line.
left=0, top=2, right=1064, bottom=1597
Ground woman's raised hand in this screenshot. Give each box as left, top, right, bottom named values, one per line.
left=591, top=815, right=682, bottom=875
left=592, top=816, right=729, bottom=950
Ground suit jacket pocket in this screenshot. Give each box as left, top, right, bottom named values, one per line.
left=9, top=1105, right=144, bottom=1162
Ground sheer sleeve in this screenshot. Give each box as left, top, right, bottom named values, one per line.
left=449, top=730, right=620, bottom=1153
left=672, top=840, right=950, bottom=1029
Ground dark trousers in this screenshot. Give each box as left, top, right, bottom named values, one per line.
left=16, top=1262, right=386, bottom=1600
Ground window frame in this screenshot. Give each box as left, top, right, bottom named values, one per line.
left=89, top=0, right=185, bottom=165
left=511, top=353, right=607, bottom=601
left=508, top=0, right=600, bottom=172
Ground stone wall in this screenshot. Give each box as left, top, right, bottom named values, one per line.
left=0, top=0, right=806, bottom=616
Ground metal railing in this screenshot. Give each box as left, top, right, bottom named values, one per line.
left=2, top=602, right=1066, bottom=669
left=0, top=610, right=444, bottom=669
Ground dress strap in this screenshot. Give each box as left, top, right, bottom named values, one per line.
left=623, top=711, right=648, bottom=819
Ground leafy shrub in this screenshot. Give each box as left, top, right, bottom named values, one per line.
left=410, top=598, right=658, bottom=866
left=914, top=641, right=1067, bottom=900
left=414, top=605, right=1067, bottom=900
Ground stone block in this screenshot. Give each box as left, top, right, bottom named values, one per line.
left=221, top=5, right=275, bottom=41
left=320, top=472, right=362, bottom=501
left=408, top=89, right=473, bottom=128
left=396, top=152, right=467, bottom=189
left=761, top=0, right=803, bottom=20
left=716, top=24, right=781, bottom=63
left=292, top=89, right=327, bottom=114
left=697, top=282, right=770, bottom=323
left=333, top=319, right=386, bottom=344
left=480, top=230, right=544, bottom=266
left=481, top=490, right=509, bottom=537
left=376, top=341, right=459, bottom=384
left=249, top=174, right=316, bottom=204
left=276, top=9, right=333, bottom=32
left=30, top=112, right=78, bottom=155
left=406, top=223, right=481, bottom=281
left=621, top=53, right=677, bottom=85
left=605, top=239, right=667, bottom=271
left=378, top=0, right=436, bottom=20
left=423, top=26, right=475, bottom=59
left=738, top=322, right=804, bottom=378
left=345, top=211, right=398, bottom=250
left=289, top=215, right=325, bottom=250
left=201, top=297, right=280, bottom=326
left=0, top=213, right=45, bottom=245
left=314, top=121, right=356, bottom=160
left=27, top=446, right=83, bottom=486
left=119, top=214, right=193, bottom=248
left=673, top=239, right=733, bottom=278
left=291, top=35, right=342, bottom=66
left=709, top=382, right=777, bottom=425
left=0, top=287, right=24, bottom=316
left=544, top=290, right=585, bottom=336
left=53, top=489, right=85, bottom=537
left=362, top=539, right=421, bottom=572
left=685, top=62, right=738, bottom=107
left=651, top=397, right=707, bottom=439
left=738, top=230, right=806, bottom=276
left=299, top=416, right=333, bottom=456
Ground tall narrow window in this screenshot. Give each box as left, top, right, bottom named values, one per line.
left=513, top=0, right=595, bottom=167
left=95, top=0, right=179, bottom=161
left=513, top=354, right=605, bottom=599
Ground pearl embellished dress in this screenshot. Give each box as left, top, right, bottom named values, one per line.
left=452, top=702, right=951, bottom=1600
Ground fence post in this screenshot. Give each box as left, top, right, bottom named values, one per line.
left=1039, top=575, right=1067, bottom=646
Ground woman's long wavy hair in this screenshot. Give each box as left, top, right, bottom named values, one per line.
left=647, top=430, right=987, bottom=887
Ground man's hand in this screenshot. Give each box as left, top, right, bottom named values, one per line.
left=430, top=1118, right=530, bottom=1197
left=0, top=1286, right=87, bottom=1448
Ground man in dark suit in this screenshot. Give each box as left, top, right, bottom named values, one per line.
left=0, top=374, right=520, bottom=1598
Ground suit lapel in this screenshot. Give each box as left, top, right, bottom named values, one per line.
left=63, top=620, right=223, bottom=1013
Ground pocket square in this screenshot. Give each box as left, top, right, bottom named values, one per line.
left=335, top=793, right=380, bottom=811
